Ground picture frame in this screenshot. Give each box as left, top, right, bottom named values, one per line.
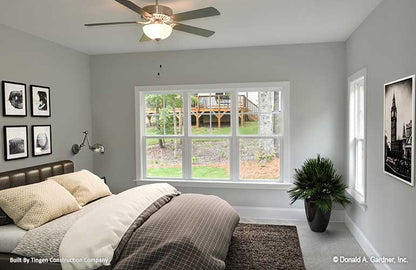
left=383, top=75, right=415, bottom=186
left=31, top=85, right=51, bottom=117
left=32, top=125, right=52, bottom=156
left=4, top=126, right=28, bottom=161
left=2, top=81, right=27, bottom=117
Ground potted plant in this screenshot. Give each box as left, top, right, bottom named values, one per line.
left=288, top=155, right=351, bottom=232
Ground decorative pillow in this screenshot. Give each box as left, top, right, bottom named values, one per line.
left=0, top=208, right=13, bottom=225
left=0, top=180, right=81, bottom=230
left=49, top=170, right=112, bottom=206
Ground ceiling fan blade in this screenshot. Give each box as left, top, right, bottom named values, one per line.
left=171, top=7, right=220, bottom=22
left=85, top=21, right=139, bottom=26
left=140, top=34, right=152, bottom=42
left=115, top=0, right=152, bottom=18
left=173, top=23, right=215, bottom=37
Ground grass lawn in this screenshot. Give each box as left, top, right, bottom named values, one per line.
left=147, top=166, right=229, bottom=179
left=238, top=121, right=259, bottom=135
left=146, top=121, right=259, bottom=145
left=147, top=167, right=182, bottom=178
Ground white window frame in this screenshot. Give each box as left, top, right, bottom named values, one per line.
left=135, top=82, right=291, bottom=189
left=347, top=68, right=367, bottom=206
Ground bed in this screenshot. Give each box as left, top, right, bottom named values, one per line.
left=0, top=160, right=239, bottom=270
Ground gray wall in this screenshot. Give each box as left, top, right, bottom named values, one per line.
left=0, top=24, right=93, bottom=172
left=91, top=42, right=346, bottom=209
left=346, top=0, right=416, bottom=268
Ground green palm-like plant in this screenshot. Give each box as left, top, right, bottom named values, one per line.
left=288, top=155, right=351, bottom=212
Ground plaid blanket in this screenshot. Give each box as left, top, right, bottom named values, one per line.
left=101, top=194, right=239, bottom=270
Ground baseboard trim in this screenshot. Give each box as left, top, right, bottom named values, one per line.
left=344, top=214, right=391, bottom=270
left=233, top=206, right=345, bottom=223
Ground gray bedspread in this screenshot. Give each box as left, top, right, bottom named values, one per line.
left=13, top=196, right=113, bottom=259
left=12, top=193, right=239, bottom=270
left=101, top=194, right=240, bottom=270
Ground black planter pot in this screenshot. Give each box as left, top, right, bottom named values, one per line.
left=304, top=199, right=331, bottom=232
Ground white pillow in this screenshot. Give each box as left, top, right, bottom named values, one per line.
left=0, top=180, right=81, bottom=230
left=49, top=170, right=112, bottom=206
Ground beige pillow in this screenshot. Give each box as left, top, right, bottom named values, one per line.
left=50, top=170, right=112, bottom=206
left=0, top=180, right=81, bottom=230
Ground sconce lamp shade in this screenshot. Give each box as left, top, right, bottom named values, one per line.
left=90, top=144, right=105, bottom=154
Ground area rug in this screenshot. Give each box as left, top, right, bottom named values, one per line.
left=225, top=224, right=306, bottom=270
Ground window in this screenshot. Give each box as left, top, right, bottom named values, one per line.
left=136, top=82, right=290, bottom=185
left=348, top=69, right=366, bottom=204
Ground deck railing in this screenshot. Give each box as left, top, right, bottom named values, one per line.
left=146, top=94, right=259, bottom=127
left=192, top=94, right=231, bottom=110
left=192, top=94, right=258, bottom=112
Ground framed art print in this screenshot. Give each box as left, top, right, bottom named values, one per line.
left=4, top=126, right=28, bottom=161
left=32, top=125, right=52, bottom=156
left=2, top=81, right=27, bottom=117
left=31, top=85, right=51, bottom=117
left=384, top=75, right=415, bottom=186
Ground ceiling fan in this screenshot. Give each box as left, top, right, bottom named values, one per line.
left=85, top=0, right=220, bottom=41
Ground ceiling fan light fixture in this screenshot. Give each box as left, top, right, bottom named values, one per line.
left=143, top=23, right=172, bottom=40
left=85, top=1, right=220, bottom=41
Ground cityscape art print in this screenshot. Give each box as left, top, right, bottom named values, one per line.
left=384, top=75, right=415, bottom=186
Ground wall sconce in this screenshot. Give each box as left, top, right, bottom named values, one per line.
left=72, top=131, right=105, bottom=155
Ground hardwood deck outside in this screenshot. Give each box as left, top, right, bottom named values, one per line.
left=146, top=94, right=258, bottom=128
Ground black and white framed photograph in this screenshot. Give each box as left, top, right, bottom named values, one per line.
left=384, top=75, right=415, bottom=186
left=32, top=125, right=52, bottom=156
left=4, top=126, right=28, bottom=161
left=31, top=85, right=50, bottom=117
left=2, top=81, right=27, bottom=117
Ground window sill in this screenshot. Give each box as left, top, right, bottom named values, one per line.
left=134, top=179, right=293, bottom=190
left=347, top=188, right=367, bottom=211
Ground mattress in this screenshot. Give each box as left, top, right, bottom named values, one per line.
left=0, top=224, right=26, bottom=253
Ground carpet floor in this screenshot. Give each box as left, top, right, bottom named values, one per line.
left=225, top=224, right=306, bottom=270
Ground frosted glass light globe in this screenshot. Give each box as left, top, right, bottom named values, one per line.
left=143, top=23, right=173, bottom=40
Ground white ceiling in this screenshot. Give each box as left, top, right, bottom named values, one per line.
left=0, top=0, right=382, bottom=55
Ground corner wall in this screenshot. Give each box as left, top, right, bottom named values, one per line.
left=0, top=25, right=93, bottom=172
left=91, top=42, right=346, bottom=211
left=346, top=0, right=416, bottom=268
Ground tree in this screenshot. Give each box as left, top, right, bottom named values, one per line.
left=259, top=91, right=275, bottom=162
left=273, top=91, right=280, bottom=153
left=146, top=94, right=182, bottom=152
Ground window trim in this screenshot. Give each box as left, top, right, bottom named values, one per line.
left=347, top=68, right=367, bottom=207
left=135, top=82, right=291, bottom=188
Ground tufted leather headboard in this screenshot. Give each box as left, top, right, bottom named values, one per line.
left=0, top=160, right=74, bottom=191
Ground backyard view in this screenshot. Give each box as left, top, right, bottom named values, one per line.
left=144, top=91, right=281, bottom=180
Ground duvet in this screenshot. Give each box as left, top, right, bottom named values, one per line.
left=13, top=183, right=239, bottom=270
